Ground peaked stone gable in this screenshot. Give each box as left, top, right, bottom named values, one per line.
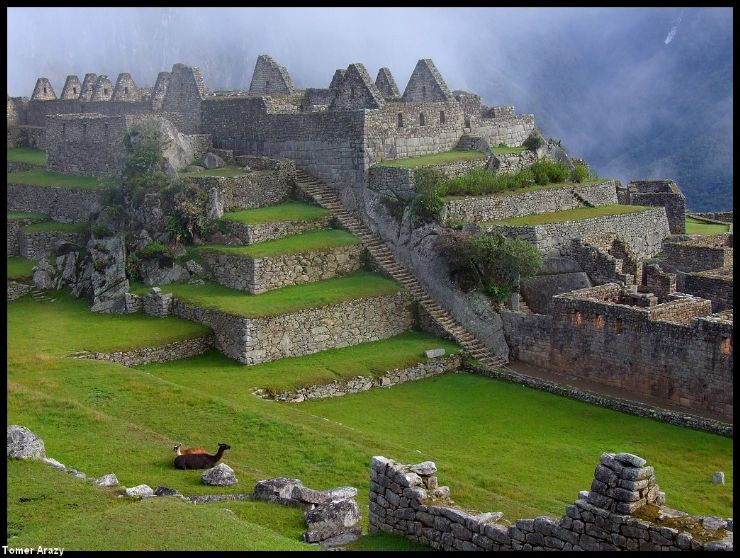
left=112, top=73, right=143, bottom=102
left=330, top=63, right=385, bottom=110
left=375, top=67, right=400, bottom=100
left=91, top=75, right=114, bottom=101
left=60, top=75, right=82, bottom=100
left=249, top=55, right=295, bottom=95
left=79, top=73, right=97, bottom=101
left=402, top=59, right=454, bottom=102
left=31, top=78, right=56, bottom=100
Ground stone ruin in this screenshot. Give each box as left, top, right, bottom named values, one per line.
left=369, top=454, right=733, bottom=551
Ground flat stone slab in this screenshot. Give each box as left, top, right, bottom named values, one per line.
left=254, top=477, right=304, bottom=505
left=409, top=461, right=437, bottom=476
left=424, top=348, right=446, bottom=359
left=292, top=485, right=358, bottom=505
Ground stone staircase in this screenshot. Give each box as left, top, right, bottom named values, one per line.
left=294, top=169, right=508, bottom=369
left=517, top=294, right=533, bottom=314
left=455, top=134, right=482, bottom=151
left=571, top=190, right=595, bottom=208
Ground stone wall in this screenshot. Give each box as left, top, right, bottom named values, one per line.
left=161, top=63, right=207, bottom=134
left=683, top=269, right=733, bottom=312
left=261, top=354, right=462, bottom=402
left=201, top=244, right=364, bottom=294
left=487, top=150, right=538, bottom=174
left=569, top=237, right=634, bottom=286
left=368, top=454, right=733, bottom=551
left=182, top=165, right=295, bottom=211
left=7, top=220, right=23, bottom=256
left=171, top=291, right=413, bottom=364
left=223, top=215, right=332, bottom=245
left=442, top=182, right=618, bottom=224
left=473, top=114, right=536, bottom=147
left=73, top=334, right=214, bottom=367
left=19, top=229, right=88, bottom=260
left=692, top=211, right=733, bottom=224
left=502, top=284, right=733, bottom=421
left=621, top=180, right=687, bottom=234
left=661, top=234, right=732, bottom=273
left=7, top=183, right=102, bottom=223
left=486, top=207, right=670, bottom=260
left=7, top=281, right=33, bottom=302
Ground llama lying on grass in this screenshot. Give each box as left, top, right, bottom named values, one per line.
left=173, top=443, right=206, bottom=456
left=174, top=443, right=231, bottom=470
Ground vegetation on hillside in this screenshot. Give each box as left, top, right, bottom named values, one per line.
left=7, top=147, right=47, bottom=166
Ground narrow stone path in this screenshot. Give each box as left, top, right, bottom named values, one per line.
left=294, top=169, right=508, bottom=369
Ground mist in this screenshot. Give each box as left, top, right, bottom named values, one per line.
left=7, top=7, right=733, bottom=210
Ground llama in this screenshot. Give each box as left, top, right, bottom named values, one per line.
left=174, top=443, right=231, bottom=470
left=173, top=443, right=206, bottom=456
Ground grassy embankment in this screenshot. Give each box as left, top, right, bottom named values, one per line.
left=199, top=229, right=360, bottom=259
left=484, top=204, right=651, bottom=227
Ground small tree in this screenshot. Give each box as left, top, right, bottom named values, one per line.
left=523, top=131, right=544, bottom=152
left=469, top=233, right=543, bottom=291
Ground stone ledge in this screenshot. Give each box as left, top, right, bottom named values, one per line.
left=71, top=333, right=214, bottom=367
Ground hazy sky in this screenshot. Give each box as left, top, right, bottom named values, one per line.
left=6, top=7, right=733, bottom=195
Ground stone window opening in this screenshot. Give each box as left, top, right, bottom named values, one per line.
left=72, top=87, right=77, bottom=95
left=104, top=88, right=109, bottom=96
left=62, top=123, right=66, bottom=138
left=397, top=113, right=403, bottom=128
left=82, top=123, right=87, bottom=138
left=104, top=123, right=109, bottom=138
left=595, top=314, right=604, bottom=330
left=43, top=86, right=47, bottom=95
left=422, top=85, right=426, bottom=98
left=124, top=87, right=129, bottom=94
left=265, top=80, right=270, bottom=91
left=419, top=113, right=426, bottom=126
left=574, top=311, right=582, bottom=326
left=615, top=317, right=623, bottom=335
left=720, top=336, right=732, bottom=356
left=464, top=116, right=471, bottom=128
left=440, top=110, right=445, bottom=124
left=350, top=86, right=355, bottom=99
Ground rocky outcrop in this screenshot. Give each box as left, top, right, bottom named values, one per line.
left=7, top=425, right=46, bottom=459
left=203, top=152, right=225, bottom=169
left=304, top=498, right=362, bottom=544
left=253, top=477, right=305, bottom=506
left=140, top=258, right=190, bottom=286
left=89, top=236, right=129, bottom=313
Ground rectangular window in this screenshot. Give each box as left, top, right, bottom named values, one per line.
left=440, top=111, right=445, bottom=124
left=397, top=113, right=403, bottom=128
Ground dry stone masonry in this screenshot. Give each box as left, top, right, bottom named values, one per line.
left=369, top=454, right=733, bottom=551
left=222, top=214, right=332, bottom=245
left=72, top=333, right=214, bottom=367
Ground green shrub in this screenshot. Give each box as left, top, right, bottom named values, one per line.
left=126, top=252, right=141, bottom=281
left=90, top=224, right=112, bottom=238
left=413, top=189, right=444, bottom=223
left=163, top=183, right=215, bottom=243
left=484, top=284, right=511, bottom=304
left=529, top=159, right=571, bottom=185
left=469, top=233, right=544, bottom=289
left=139, top=240, right=173, bottom=260
left=571, top=162, right=589, bottom=183
left=523, top=133, right=544, bottom=152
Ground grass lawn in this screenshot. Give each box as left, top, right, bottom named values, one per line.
left=373, top=149, right=487, bottom=169
left=7, top=256, right=41, bottom=280
left=7, top=147, right=47, bottom=166
left=142, top=271, right=404, bottom=318
left=685, top=216, right=731, bottom=235
left=180, top=166, right=248, bottom=178
left=220, top=201, right=330, bottom=225
left=200, top=229, right=360, bottom=259
left=7, top=292, right=212, bottom=355
left=6, top=295, right=733, bottom=550
left=7, top=211, right=49, bottom=222
left=484, top=204, right=651, bottom=226
left=491, top=146, right=527, bottom=155
left=22, top=221, right=89, bottom=233
left=140, top=331, right=460, bottom=396
left=7, top=169, right=104, bottom=189
left=442, top=179, right=604, bottom=201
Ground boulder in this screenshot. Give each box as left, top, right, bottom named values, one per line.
left=88, top=236, right=129, bottom=314
left=184, top=259, right=206, bottom=276
left=162, top=159, right=178, bottom=180
left=7, top=425, right=46, bottom=460
left=32, top=260, right=56, bottom=291
left=125, top=484, right=155, bottom=498
left=712, top=472, right=726, bottom=485
left=95, top=473, right=119, bottom=487
left=201, top=463, right=238, bottom=486
left=291, top=485, right=358, bottom=506
left=203, top=152, right=225, bottom=170
left=303, top=498, right=362, bottom=543
left=139, top=258, right=190, bottom=286
left=254, top=477, right=304, bottom=505
left=130, top=230, right=153, bottom=252
left=242, top=165, right=252, bottom=173
left=520, top=272, right=592, bottom=314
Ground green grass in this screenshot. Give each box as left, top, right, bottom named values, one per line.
left=7, top=461, right=312, bottom=550
left=491, top=146, right=527, bottom=155
left=373, top=149, right=487, bottom=169
left=484, top=204, right=651, bottom=226
left=143, top=271, right=404, bottom=318
left=7, top=169, right=104, bottom=189
left=220, top=201, right=330, bottom=225
left=7, top=211, right=49, bottom=222
left=685, top=216, right=731, bottom=235
left=7, top=147, right=47, bottom=166
left=7, top=256, right=41, bottom=280
left=200, top=229, right=360, bottom=259
left=141, top=331, right=460, bottom=396
left=6, top=295, right=733, bottom=550
left=442, top=179, right=604, bottom=201
left=22, top=221, right=89, bottom=233
left=7, top=292, right=211, bottom=355
left=180, top=166, right=248, bottom=177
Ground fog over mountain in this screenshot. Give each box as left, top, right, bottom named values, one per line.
left=7, top=7, right=733, bottom=210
